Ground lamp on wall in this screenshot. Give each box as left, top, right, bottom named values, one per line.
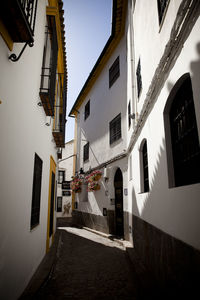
left=79, top=168, right=85, bottom=179
left=130, top=113, right=136, bottom=119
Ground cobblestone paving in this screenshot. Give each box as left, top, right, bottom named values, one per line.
left=36, top=227, right=139, bottom=299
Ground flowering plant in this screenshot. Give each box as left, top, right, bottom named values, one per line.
left=71, top=176, right=82, bottom=193
left=85, top=170, right=102, bottom=191
left=85, top=170, right=102, bottom=182
left=87, top=181, right=100, bottom=192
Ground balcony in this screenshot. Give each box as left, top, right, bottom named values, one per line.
left=39, top=15, right=58, bottom=116
left=0, top=0, right=38, bottom=43
left=52, top=74, right=67, bottom=148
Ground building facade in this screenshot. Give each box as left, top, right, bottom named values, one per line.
left=57, top=139, right=74, bottom=220
left=0, top=1, right=67, bottom=299
left=69, top=0, right=200, bottom=292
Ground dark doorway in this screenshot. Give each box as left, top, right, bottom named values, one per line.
left=114, top=168, right=124, bottom=238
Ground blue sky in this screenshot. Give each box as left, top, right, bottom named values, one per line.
left=63, top=0, right=112, bottom=142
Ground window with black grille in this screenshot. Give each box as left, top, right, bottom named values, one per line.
left=109, top=56, right=120, bottom=88
left=84, top=100, right=90, bottom=120
left=142, top=140, right=149, bottom=192
left=128, top=102, right=131, bottom=128
left=136, top=58, right=142, bottom=98
left=58, top=170, right=65, bottom=184
left=169, top=76, right=200, bottom=187
left=30, top=153, right=43, bottom=229
left=57, top=197, right=62, bottom=212
left=157, top=0, right=169, bottom=25
left=83, top=142, right=89, bottom=162
left=39, top=15, right=58, bottom=116
left=109, top=114, right=121, bottom=145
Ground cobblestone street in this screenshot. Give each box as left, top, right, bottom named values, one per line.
left=22, top=225, right=140, bottom=300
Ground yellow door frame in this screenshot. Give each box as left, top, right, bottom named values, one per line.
left=46, top=155, right=56, bottom=253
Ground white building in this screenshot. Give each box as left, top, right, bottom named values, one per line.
left=0, top=1, right=67, bottom=299
left=69, top=0, right=200, bottom=293
left=57, top=139, right=74, bottom=220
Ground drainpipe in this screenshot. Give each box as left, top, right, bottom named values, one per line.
left=129, top=0, right=137, bottom=135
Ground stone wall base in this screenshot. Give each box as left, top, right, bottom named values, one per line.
left=130, top=214, right=200, bottom=297
left=72, top=210, right=115, bottom=235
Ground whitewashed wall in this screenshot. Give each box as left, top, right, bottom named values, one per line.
left=57, top=140, right=74, bottom=217
left=0, top=1, right=58, bottom=299
left=76, top=36, right=127, bottom=171
left=127, top=0, right=200, bottom=250
left=75, top=34, right=127, bottom=218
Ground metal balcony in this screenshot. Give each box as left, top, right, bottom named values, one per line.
left=39, top=16, right=58, bottom=116
left=52, top=74, right=67, bottom=148
left=0, top=0, right=38, bottom=43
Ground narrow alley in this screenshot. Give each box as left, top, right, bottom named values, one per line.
left=21, top=222, right=139, bottom=300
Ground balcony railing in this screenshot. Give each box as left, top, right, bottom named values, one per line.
left=39, top=16, right=58, bottom=116
left=52, top=74, right=67, bottom=148
left=0, top=0, right=38, bottom=43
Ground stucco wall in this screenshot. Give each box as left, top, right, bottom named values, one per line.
left=57, top=140, right=74, bottom=217
left=128, top=1, right=200, bottom=251
left=76, top=36, right=127, bottom=171
left=0, top=1, right=58, bottom=299
left=74, top=34, right=128, bottom=230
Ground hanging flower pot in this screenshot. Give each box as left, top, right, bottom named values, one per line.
left=71, top=176, right=82, bottom=193
left=87, top=181, right=101, bottom=192
left=86, top=170, right=102, bottom=182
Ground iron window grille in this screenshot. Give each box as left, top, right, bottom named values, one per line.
left=169, top=77, right=200, bottom=187
left=83, top=142, right=89, bottom=162
left=1, top=0, right=38, bottom=42
left=39, top=15, right=58, bottom=116
left=110, top=113, right=121, bottom=145
left=157, top=0, right=169, bottom=25
left=142, top=140, right=149, bottom=192
left=0, top=0, right=38, bottom=61
left=57, top=197, right=62, bottom=212
left=30, top=153, right=43, bottom=229
left=109, top=56, right=120, bottom=88
left=84, top=100, right=90, bottom=120
left=136, top=58, right=142, bottom=98
left=58, top=170, right=65, bottom=184
left=52, top=73, right=66, bottom=147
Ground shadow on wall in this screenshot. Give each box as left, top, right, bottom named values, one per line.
left=131, top=42, right=200, bottom=298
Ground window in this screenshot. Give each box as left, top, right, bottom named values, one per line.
left=39, top=15, right=58, bottom=116
left=109, top=56, right=120, bottom=88
left=83, top=142, right=89, bottom=162
left=84, top=100, right=90, bottom=120
left=30, top=153, right=43, bottom=229
left=128, top=101, right=131, bottom=128
left=0, top=0, right=38, bottom=53
left=141, top=140, right=149, bottom=192
left=168, top=76, right=200, bottom=187
left=109, top=113, right=121, bottom=145
left=58, top=170, right=65, bottom=184
left=136, top=58, right=142, bottom=98
left=57, top=197, right=62, bottom=212
left=157, top=0, right=170, bottom=25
